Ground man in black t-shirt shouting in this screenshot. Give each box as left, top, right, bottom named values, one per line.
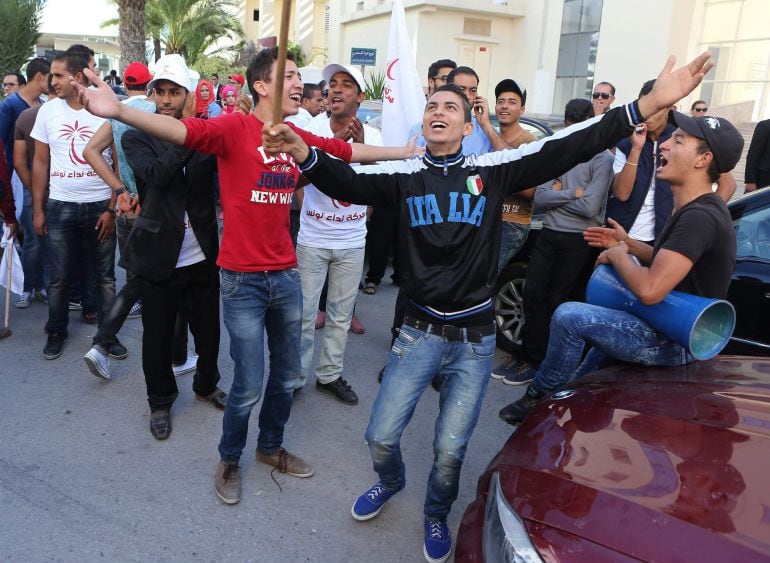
left=500, top=112, right=744, bottom=426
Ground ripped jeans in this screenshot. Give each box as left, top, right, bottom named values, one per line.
left=365, top=322, right=495, bottom=520
left=533, top=302, right=693, bottom=393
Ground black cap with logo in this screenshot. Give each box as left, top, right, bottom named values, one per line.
left=671, top=112, right=744, bottom=174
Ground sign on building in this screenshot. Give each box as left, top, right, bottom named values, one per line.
left=351, top=48, right=376, bottom=66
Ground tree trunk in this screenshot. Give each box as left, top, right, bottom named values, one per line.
left=119, top=0, right=147, bottom=73
left=153, top=36, right=162, bottom=62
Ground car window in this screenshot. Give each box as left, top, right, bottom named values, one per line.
left=734, top=204, right=770, bottom=260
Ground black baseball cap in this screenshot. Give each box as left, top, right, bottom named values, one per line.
left=670, top=111, right=744, bottom=174
left=494, top=79, right=526, bottom=106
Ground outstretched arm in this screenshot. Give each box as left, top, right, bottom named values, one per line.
left=73, top=69, right=188, bottom=146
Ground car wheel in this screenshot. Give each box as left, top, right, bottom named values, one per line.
left=495, top=262, right=527, bottom=354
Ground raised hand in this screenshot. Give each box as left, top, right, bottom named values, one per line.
left=584, top=217, right=628, bottom=249
left=638, top=52, right=714, bottom=118
left=72, top=68, right=123, bottom=119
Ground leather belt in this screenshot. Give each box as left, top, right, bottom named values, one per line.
left=402, top=316, right=494, bottom=343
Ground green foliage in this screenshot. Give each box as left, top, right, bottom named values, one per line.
left=287, top=41, right=307, bottom=69
left=0, top=0, right=45, bottom=78
left=191, top=54, right=243, bottom=81
left=364, top=71, right=385, bottom=101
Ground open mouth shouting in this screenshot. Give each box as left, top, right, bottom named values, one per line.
left=430, top=120, right=449, bottom=131
left=288, top=93, right=301, bottom=104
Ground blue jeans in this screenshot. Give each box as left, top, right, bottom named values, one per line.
left=297, top=244, right=365, bottom=385
left=20, top=189, right=50, bottom=292
left=533, top=302, right=693, bottom=393
left=218, top=268, right=303, bottom=462
left=366, top=323, right=495, bottom=520
left=45, top=199, right=116, bottom=335
left=498, top=221, right=530, bottom=274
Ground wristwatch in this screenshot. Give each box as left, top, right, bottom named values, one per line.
left=115, top=186, right=128, bottom=196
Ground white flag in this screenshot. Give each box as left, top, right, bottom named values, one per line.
left=0, top=226, right=23, bottom=296
left=381, top=0, right=426, bottom=146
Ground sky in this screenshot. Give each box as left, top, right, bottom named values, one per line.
left=40, top=0, right=118, bottom=36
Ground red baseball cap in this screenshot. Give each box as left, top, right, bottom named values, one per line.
left=124, top=62, right=152, bottom=86
left=228, top=74, right=245, bottom=86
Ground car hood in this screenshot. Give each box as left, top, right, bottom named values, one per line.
left=496, top=357, right=770, bottom=561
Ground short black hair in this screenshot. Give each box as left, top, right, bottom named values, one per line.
left=691, top=100, right=707, bottom=110
left=428, top=59, right=456, bottom=80
left=695, top=138, right=720, bottom=183
left=302, top=83, right=320, bottom=101
left=53, top=53, right=89, bottom=78
left=564, top=98, right=594, bottom=125
left=65, top=44, right=95, bottom=61
left=595, top=81, right=616, bottom=96
left=246, top=47, right=297, bottom=103
left=639, top=79, right=655, bottom=98
left=212, top=73, right=219, bottom=79
left=447, top=66, right=479, bottom=85
left=431, top=84, right=472, bottom=123
left=46, top=72, right=55, bottom=95
left=25, top=57, right=50, bottom=82
left=3, top=71, right=25, bottom=86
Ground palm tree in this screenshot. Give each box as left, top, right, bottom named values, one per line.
left=118, top=0, right=147, bottom=69
left=105, top=0, right=244, bottom=65
left=0, top=0, right=45, bottom=79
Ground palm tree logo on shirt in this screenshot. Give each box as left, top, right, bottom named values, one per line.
left=331, top=199, right=352, bottom=208
left=58, top=121, right=95, bottom=165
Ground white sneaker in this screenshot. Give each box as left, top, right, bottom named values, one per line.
left=84, top=346, right=112, bottom=380
left=172, top=353, right=198, bottom=376
left=15, top=291, right=32, bottom=308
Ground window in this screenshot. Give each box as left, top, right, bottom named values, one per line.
left=553, top=0, right=604, bottom=113
left=463, top=18, right=492, bottom=37
left=253, top=9, right=260, bottom=21
left=734, top=205, right=770, bottom=260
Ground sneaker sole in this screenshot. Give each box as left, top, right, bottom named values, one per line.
left=214, top=488, right=240, bottom=505
left=43, top=349, right=63, bottom=360
left=109, top=351, right=129, bottom=360
left=351, top=503, right=384, bottom=521
left=501, top=377, right=533, bottom=386
left=14, top=301, right=30, bottom=309
left=84, top=354, right=111, bottom=380
left=490, top=372, right=506, bottom=380
left=423, top=543, right=451, bottom=563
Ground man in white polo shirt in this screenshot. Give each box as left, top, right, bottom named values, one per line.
left=296, top=63, right=382, bottom=405
left=31, top=51, right=117, bottom=360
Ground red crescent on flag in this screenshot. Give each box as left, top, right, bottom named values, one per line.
left=386, top=58, right=400, bottom=80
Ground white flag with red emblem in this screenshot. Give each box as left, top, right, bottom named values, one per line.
left=381, top=0, right=426, bottom=146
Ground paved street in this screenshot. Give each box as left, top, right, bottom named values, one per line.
left=0, top=268, right=523, bottom=561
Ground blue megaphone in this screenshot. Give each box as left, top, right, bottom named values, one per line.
left=586, top=264, right=736, bottom=360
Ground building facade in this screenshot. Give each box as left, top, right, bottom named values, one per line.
left=245, top=0, right=769, bottom=123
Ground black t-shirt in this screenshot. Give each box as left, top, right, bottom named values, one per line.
left=652, top=192, right=736, bottom=299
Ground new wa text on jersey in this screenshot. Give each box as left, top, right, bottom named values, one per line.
left=406, top=192, right=486, bottom=227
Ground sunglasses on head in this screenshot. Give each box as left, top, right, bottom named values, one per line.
left=592, top=92, right=611, bottom=100
left=693, top=107, right=708, bottom=113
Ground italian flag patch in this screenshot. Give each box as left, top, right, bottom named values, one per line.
left=466, top=174, right=483, bottom=196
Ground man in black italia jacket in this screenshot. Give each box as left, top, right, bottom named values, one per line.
left=745, top=118, right=770, bottom=192
left=115, top=59, right=226, bottom=440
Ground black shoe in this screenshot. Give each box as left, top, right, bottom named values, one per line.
left=108, top=338, right=129, bottom=360
left=43, top=332, right=67, bottom=360
left=499, top=384, right=545, bottom=426
left=150, top=409, right=172, bottom=440
left=316, top=377, right=359, bottom=405
left=430, top=374, right=444, bottom=392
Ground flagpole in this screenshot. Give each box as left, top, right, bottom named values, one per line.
left=272, top=0, right=293, bottom=125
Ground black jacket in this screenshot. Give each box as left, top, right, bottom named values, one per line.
left=745, top=119, right=770, bottom=188
left=121, top=128, right=218, bottom=282
left=299, top=104, right=638, bottom=323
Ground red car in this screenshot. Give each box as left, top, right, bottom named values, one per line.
left=457, top=357, right=770, bottom=562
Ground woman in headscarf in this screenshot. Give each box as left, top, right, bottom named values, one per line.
left=195, top=79, right=222, bottom=119
left=220, top=85, right=238, bottom=115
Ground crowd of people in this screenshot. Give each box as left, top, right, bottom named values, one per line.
left=0, top=46, right=747, bottom=562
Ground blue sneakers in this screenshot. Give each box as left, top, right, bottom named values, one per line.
left=423, top=518, right=452, bottom=562
left=502, top=361, right=535, bottom=386
left=351, top=482, right=399, bottom=521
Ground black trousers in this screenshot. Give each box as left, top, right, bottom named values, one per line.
left=141, top=260, right=220, bottom=410
left=523, top=228, right=596, bottom=367
left=365, top=206, right=400, bottom=285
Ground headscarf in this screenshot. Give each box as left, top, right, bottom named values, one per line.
left=195, top=79, right=214, bottom=118
left=221, top=85, right=238, bottom=114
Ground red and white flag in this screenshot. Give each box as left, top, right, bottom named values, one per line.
left=381, top=0, right=426, bottom=146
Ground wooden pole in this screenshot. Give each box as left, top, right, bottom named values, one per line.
left=271, top=0, right=293, bottom=125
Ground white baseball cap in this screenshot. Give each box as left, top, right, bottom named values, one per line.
left=322, top=64, right=366, bottom=93
left=148, top=54, right=192, bottom=91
